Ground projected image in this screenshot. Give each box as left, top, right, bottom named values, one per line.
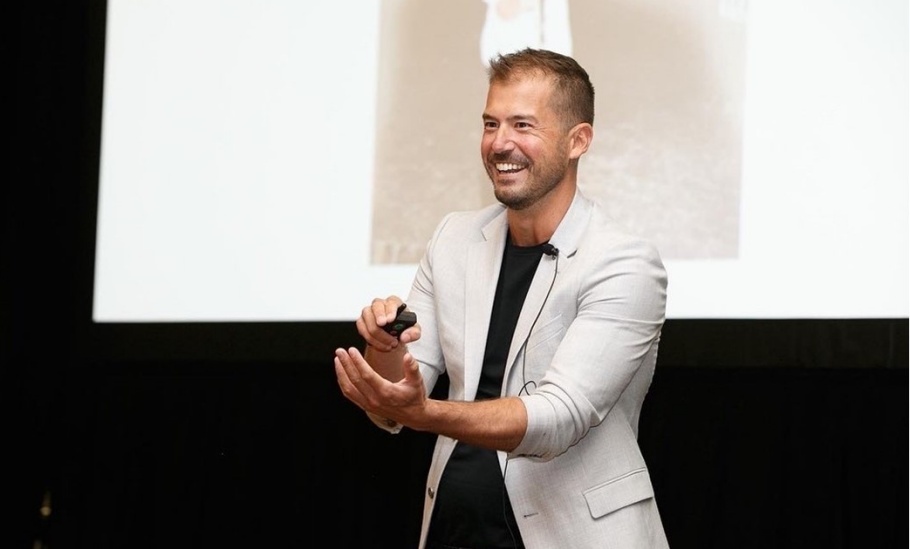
left=371, top=0, right=747, bottom=264
left=479, top=0, right=574, bottom=66
left=94, top=0, right=907, bottom=320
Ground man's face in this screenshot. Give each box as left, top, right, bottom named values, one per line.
left=481, top=75, right=571, bottom=211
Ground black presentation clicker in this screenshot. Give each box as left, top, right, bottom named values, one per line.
left=383, top=303, right=416, bottom=338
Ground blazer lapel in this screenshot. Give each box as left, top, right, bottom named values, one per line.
left=463, top=211, right=509, bottom=401
left=503, top=191, right=593, bottom=393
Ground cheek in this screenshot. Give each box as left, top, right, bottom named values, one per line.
left=480, top=138, right=492, bottom=158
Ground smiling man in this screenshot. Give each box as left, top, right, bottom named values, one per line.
left=334, top=48, right=670, bottom=549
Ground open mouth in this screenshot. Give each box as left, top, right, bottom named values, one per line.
left=495, top=162, right=527, bottom=174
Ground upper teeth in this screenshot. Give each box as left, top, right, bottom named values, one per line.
left=496, top=163, right=523, bottom=172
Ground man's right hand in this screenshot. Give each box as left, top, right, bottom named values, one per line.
left=356, top=296, right=420, bottom=352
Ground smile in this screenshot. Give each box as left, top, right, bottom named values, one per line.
left=495, top=162, right=526, bottom=173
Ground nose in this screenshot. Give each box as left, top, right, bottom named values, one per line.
left=488, top=126, right=514, bottom=154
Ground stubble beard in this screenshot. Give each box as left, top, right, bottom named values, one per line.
left=488, top=156, right=569, bottom=211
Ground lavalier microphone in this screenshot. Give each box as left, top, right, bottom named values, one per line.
left=518, top=242, right=560, bottom=396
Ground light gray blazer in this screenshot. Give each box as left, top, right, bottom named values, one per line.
left=376, top=190, right=669, bottom=549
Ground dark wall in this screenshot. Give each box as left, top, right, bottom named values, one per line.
left=8, top=3, right=907, bottom=548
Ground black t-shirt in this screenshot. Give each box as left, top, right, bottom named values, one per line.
left=426, top=238, right=547, bottom=549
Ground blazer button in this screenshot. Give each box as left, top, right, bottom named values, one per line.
left=427, top=487, right=435, bottom=499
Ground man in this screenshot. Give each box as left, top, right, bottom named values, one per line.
left=334, top=48, right=669, bottom=548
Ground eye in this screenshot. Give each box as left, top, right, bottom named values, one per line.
left=515, top=121, right=532, bottom=129
left=484, top=120, right=498, bottom=130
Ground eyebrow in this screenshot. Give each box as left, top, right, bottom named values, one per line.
left=482, top=113, right=539, bottom=123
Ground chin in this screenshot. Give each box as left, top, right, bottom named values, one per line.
left=493, top=189, right=527, bottom=209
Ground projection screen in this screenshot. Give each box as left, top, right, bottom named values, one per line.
left=93, top=0, right=909, bottom=321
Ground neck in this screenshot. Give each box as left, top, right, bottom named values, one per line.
left=507, top=181, right=576, bottom=246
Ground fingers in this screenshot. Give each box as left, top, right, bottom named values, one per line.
left=357, top=296, right=407, bottom=351
left=334, top=347, right=378, bottom=406
left=397, top=323, right=421, bottom=345
left=363, top=296, right=403, bottom=329
left=334, top=347, right=427, bottom=427
left=371, top=297, right=404, bottom=326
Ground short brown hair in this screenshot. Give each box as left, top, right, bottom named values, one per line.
left=487, top=48, right=595, bottom=128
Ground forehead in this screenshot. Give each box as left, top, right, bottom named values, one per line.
left=484, top=75, right=557, bottom=118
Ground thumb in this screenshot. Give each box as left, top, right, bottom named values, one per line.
left=401, top=352, right=422, bottom=385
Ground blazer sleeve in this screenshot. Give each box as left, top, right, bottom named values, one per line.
left=512, top=232, right=667, bottom=460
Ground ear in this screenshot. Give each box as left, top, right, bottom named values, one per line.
left=567, top=123, right=593, bottom=160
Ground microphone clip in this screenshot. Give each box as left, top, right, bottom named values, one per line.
left=543, top=244, right=559, bottom=258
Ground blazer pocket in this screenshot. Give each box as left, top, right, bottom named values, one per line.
left=583, top=468, right=655, bottom=519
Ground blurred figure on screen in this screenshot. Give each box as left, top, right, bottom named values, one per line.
left=334, top=48, right=668, bottom=548
left=480, top=0, right=573, bottom=66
